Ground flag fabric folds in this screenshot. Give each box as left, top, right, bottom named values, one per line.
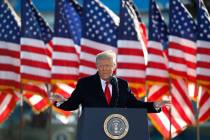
left=129, top=0, right=148, bottom=49
left=147, top=0, right=195, bottom=138
left=117, top=0, right=147, bottom=98
left=23, top=84, right=50, bottom=113
left=168, top=0, right=197, bottom=83
left=196, top=0, right=210, bottom=92
left=79, top=0, right=119, bottom=78
left=146, top=0, right=169, bottom=85
left=0, top=1, right=21, bottom=91
left=196, top=0, right=210, bottom=124
left=0, top=90, right=19, bottom=124
left=0, top=1, right=20, bottom=124
left=51, top=0, right=81, bottom=86
left=149, top=79, right=195, bottom=138
left=21, top=0, right=53, bottom=113
left=21, top=0, right=53, bottom=84
left=51, top=0, right=82, bottom=116
left=198, top=87, right=210, bottom=123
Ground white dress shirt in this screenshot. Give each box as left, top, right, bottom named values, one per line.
left=100, top=79, right=112, bottom=96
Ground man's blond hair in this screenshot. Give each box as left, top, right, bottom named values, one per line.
left=96, top=50, right=116, bottom=65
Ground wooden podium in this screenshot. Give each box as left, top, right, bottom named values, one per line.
left=76, top=108, right=149, bottom=140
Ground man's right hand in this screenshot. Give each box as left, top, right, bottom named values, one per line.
left=49, top=94, right=67, bottom=102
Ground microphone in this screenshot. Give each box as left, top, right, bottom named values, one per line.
left=109, top=75, right=117, bottom=85
left=109, top=75, right=119, bottom=107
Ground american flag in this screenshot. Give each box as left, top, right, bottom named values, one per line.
left=146, top=0, right=169, bottom=85
left=21, top=0, right=53, bottom=113
left=147, top=0, right=195, bottom=138
left=198, top=87, right=210, bottom=123
left=117, top=0, right=147, bottom=98
left=0, top=1, right=20, bottom=91
left=196, top=0, right=210, bottom=123
left=0, top=1, right=20, bottom=124
left=129, top=0, right=148, bottom=49
left=23, top=91, right=50, bottom=113
left=168, top=0, right=195, bottom=135
left=146, top=0, right=169, bottom=101
left=149, top=79, right=195, bottom=139
left=61, top=0, right=82, bottom=47
left=168, top=0, right=197, bottom=83
left=79, top=0, right=119, bottom=77
left=21, top=0, right=53, bottom=84
left=51, top=0, right=82, bottom=116
left=51, top=0, right=82, bottom=94
left=196, top=0, right=210, bottom=90
left=0, top=89, right=19, bottom=124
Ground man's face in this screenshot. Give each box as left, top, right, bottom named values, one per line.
left=96, top=58, right=116, bottom=81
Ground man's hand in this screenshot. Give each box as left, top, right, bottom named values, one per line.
left=154, top=100, right=171, bottom=108
left=49, top=94, right=67, bottom=102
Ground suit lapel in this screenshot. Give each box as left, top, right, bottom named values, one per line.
left=94, top=73, right=118, bottom=107
left=109, top=84, right=117, bottom=107
left=94, top=73, right=109, bottom=106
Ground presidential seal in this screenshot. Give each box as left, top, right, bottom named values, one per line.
left=103, top=114, right=129, bottom=139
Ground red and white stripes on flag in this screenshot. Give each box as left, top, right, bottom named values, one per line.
left=148, top=1, right=196, bottom=138
left=196, top=0, right=210, bottom=90
left=52, top=37, right=79, bottom=84
left=146, top=0, right=169, bottom=86
left=147, top=85, right=169, bottom=101
left=198, top=87, right=210, bottom=123
left=147, top=41, right=169, bottom=84
left=168, top=36, right=196, bottom=82
left=0, top=1, right=20, bottom=91
left=117, top=40, right=146, bottom=97
left=52, top=83, right=74, bottom=117
left=117, top=1, right=147, bottom=98
left=0, top=41, right=20, bottom=90
left=117, top=41, right=146, bottom=83
left=23, top=84, right=50, bottom=113
left=148, top=79, right=195, bottom=139
left=196, top=40, right=210, bottom=88
left=20, top=0, right=53, bottom=84
left=0, top=90, right=19, bottom=124
left=24, top=93, right=50, bottom=113
left=52, top=83, right=75, bottom=99
left=21, top=38, right=52, bottom=83
left=168, top=0, right=197, bottom=83
left=51, top=0, right=81, bottom=85
left=139, top=23, right=148, bottom=49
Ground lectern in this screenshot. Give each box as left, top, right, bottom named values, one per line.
left=76, top=108, right=149, bottom=140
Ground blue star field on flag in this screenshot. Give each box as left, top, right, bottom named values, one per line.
left=0, top=2, right=20, bottom=43
left=54, top=0, right=82, bottom=45
left=82, top=0, right=118, bottom=47
left=169, top=0, right=196, bottom=41
left=149, top=0, right=168, bottom=48
left=21, top=0, right=52, bottom=44
left=118, top=0, right=139, bottom=41
left=197, top=0, right=210, bottom=41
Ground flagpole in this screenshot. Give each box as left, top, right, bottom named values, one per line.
left=196, top=83, right=200, bottom=140
left=168, top=77, right=172, bottom=140
left=169, top=99, right=172, bottom=140
left=46, top=84, right=52, bottom=140
left=47, top=106, right=52, bottom=140
left=19, top=88, right=24, bottom=140
left=145, top=83, right=151, bottom=140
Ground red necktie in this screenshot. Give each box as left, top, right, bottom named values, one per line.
left=105, top=81, right=111, bottom=104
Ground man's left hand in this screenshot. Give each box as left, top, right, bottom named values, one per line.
left=154, top=100, right=171, bottom=108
